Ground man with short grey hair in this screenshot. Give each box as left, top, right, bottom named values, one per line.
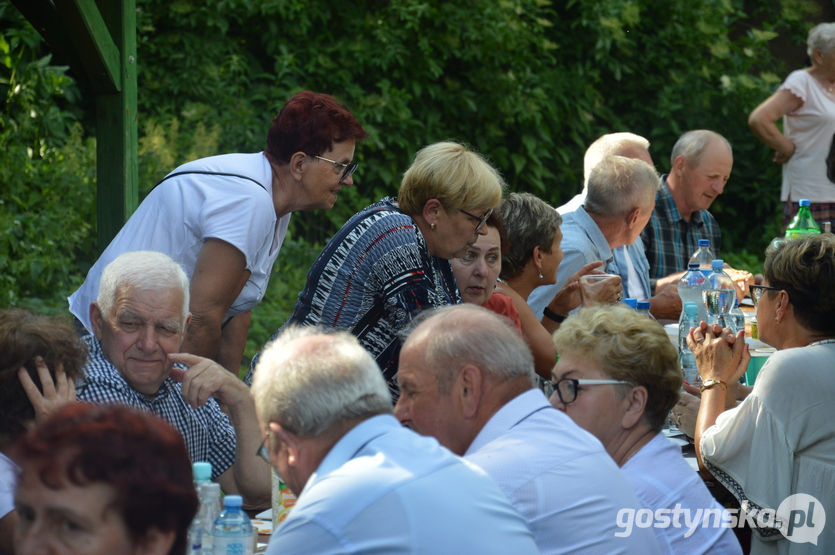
left=79, top=250, right=270, bottom=508
left=252, top=326, right=539, bottom=554
left=395, top=304, right=661, bottom=554
left=641, top=129, right=732, bottom=283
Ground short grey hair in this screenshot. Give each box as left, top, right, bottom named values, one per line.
left=499, top=192, right=561, bottom=281
left=808, top=22, right=835, bottom=58
left=97, top=251, right=190, bottom=322
left=403, top=304, right=536, bottom=394
left=584, top=155, right=660, bottom=218
left=584, top=132, right=651, bottom=185
left=252, top=326, right=392, bottom=438
left=670, top=130, right=732, bottom=169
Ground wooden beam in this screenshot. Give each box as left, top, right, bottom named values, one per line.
left=54, top=0, right=121, bottom=93
left=95, top=0, right=138, bottom=250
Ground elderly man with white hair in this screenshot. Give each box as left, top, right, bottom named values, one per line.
left=78, top=250, right=270, bottom=508
left=252, top=326, right=539, bottom=555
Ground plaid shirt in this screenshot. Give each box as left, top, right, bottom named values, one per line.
left=641, top=175, right=721, bottom=281
left=78, top=336, right=236, bottom=480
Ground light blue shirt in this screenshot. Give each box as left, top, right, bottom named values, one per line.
left=529, top=206, right=652, bottom=318
left=268, top=414, right=539, bottom=555
left=465, top=390, right=662, bottom=555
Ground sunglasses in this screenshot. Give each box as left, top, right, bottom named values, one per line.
left=314, top=155, right=358, bottom=182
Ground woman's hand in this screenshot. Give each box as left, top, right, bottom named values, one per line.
left=548, top=261, right=604, bottom=315
left=687, top=322, right=749, bottom=385
left=579, top=274, right=622, bottom=307
left=18, top=357, right=77, bottom=424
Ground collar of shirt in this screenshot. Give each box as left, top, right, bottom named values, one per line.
left=570, top=206, right=615, bottom=266
left=464, top=389, right=551, bottom=456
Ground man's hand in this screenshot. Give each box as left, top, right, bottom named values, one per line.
left=549, top=261, right=605, bottom=315
left=648, top=284, right=682, bottom=320
left=18, top=357, right=76, bottom=424
left=168, top=352, right=250, bottom=410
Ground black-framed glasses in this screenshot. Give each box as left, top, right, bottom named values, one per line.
left=256, top=436, right=271, bottom=464
left=749, top=284, right=781, bottom=307
left=552, top=378, right=633, bottom=405
left=460, top=208, right=493, bottom=231
left=314, top=155, right=358, bottom=182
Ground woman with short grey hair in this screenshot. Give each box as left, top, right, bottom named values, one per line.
left=749, top=22, right=835, bottom=228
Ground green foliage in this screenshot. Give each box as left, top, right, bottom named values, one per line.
left=0, top=8, right=94, bottom=311
left=0, top=0, right=823, bottom=355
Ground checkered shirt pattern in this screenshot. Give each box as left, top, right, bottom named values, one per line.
left=78, top=336, right=236, bottom=480
left=641, top=175, right=722, bottom=280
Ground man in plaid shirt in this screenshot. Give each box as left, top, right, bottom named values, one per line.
left=641, top=130, right=731, bottom=292
left=77, top=251, right=270, bottom=509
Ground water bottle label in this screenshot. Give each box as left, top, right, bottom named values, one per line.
left=213, top=537, right=252, bottom=555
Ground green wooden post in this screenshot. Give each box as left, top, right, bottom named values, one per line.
left=94, top=0, right=138, bottom=252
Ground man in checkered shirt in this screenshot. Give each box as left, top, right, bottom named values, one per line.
left=77, top=251, right=270, bottom=509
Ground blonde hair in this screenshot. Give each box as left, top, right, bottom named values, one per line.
left=398, top=141, right=505, bottom=216
left=552, top=305, right=681, bottom=431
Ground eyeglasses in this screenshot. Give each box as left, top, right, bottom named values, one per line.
left=314, top=155, right=358, bottom=182
left=460, top=208, right=493, bottom=231
left=749, top=284, right=781, bottom=307
left=256, top=436, right=271, bottom=464
left=552, top=378, right=633, bottom=405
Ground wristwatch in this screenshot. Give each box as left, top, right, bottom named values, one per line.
left=700, top=379, right=727, bottom=392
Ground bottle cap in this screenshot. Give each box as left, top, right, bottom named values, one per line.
left=799, top=199, right=811, bottom=207
left=637, top=300, right=651, bottom=310
left=624, top=298, right=637, bottom=308
left=712, top=259, right=723, bottom=270
left=223, top=495, right=243, bottom=508
left=688, top=263, right=700, bottom=270
left=193, top=462, right=212, bottom=482
left=684, top=302, right=699, bottom=316
left=698, top=239, right=710, bottom=247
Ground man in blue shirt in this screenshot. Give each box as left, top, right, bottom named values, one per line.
left=251, top=326, right=539, bottom=554
left=395, top=304, right=662, bottom=554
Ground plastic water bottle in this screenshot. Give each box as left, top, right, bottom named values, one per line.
left=636, top=300, right=657, bottom=321
left=679, top=349, right=700, bottom=386
left=213, top=495, right=254, bottom=555
left=203, top=483, right=223, bottom=534
left=188, top=463, right=213, bottom=554
left=689, top=239, right=714, bottom=276
left=785, top=199, right=821, bottom=238
left=677, top=263, right=708, bottom=324
left=730, top=298, right=746, bottom=336
left=623, top=298, right=638, bottom=310
left=703, top=260, right=735, bottom=329
left=678, top=302, right=700, bottom=353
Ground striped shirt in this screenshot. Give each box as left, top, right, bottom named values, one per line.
left=641, top=175, right=722, bottom=281
left=78, top=336, right=236, bottom=480
left=247, top=198, right=460, bottom=396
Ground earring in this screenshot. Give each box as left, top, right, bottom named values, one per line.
left=430, top=223, right=436, bottom=230
left=775, top=317, right=781, bottom=324
left=538, top=269, right=543, bottom=279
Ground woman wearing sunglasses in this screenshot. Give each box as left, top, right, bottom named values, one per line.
left=689, top=234, right=835, bottom=554
left=551, top=304, right=742, bottom=554
left=248, top=141, right=504, bottom=398
left=69, top=91, right=367, bottom=374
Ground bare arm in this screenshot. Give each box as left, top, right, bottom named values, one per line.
left=181, top=238, right=252, bottom=372
left=169, top=352, right=271, bottom=509
left=748, top=89, right=804, bottom=163
left=0, top=511, right=17, bottom=555
left=216, top=311, right=252, bottom=375
left=496, top=283, right=557, bottom=379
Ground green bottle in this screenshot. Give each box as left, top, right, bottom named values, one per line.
left=785, top=199, right=821, bottom=239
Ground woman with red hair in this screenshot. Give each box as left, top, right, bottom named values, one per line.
left=69, top=90, right=368, bottom=373
left=11, top=403, right=198, bottom=555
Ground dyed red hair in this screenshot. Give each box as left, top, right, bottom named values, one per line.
left=12, top=403, right=198, bottom=555
left=266, top=90, right=368, bottom=164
